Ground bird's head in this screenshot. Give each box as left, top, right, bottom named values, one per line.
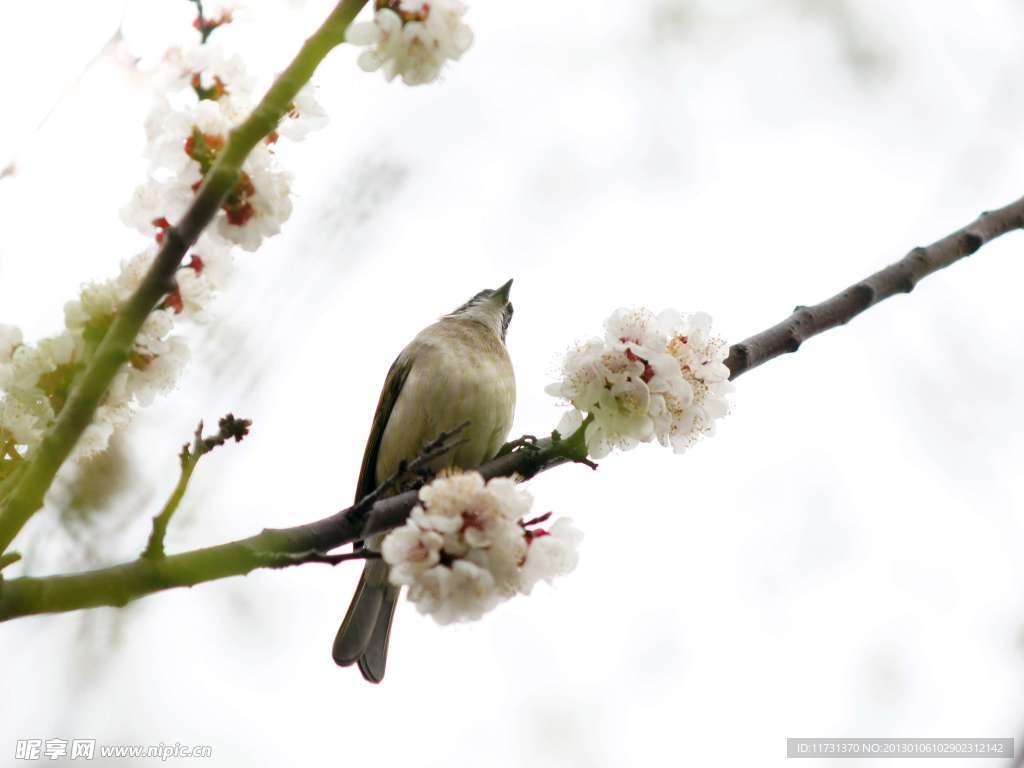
left=446, top=279, right=514, bottom=341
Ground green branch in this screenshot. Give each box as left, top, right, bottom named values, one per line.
left=143, top=415, right=251, bottom=560
left=0, top=432, right=589, bottom=620
left=0, top=0, right=369, bottom=555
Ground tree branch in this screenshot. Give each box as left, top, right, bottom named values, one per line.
left=142, top=415, right=251, bottom=560
left=1, top=194, right=1022, bottom=621
left=0, top=0, right=369, bottom=555
left=0, top=432, right=588, bottom=620
left=724, top=195, right=1024, bottom=379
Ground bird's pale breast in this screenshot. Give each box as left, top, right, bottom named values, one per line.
left=375, top=318, right=515, bottom=484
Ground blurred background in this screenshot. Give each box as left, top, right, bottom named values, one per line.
left=2, top=0, right=1024, bottom=765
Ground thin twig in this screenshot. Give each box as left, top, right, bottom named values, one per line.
left=190, top=0, right=207, bottom=39
left=189, top=0, right=230, bottom=44
left=142, top=415, right=251, bottom=560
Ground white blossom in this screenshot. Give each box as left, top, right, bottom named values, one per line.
left=346, top=0, right=473, bottom=86
left=278, top=82, right=330, bottom=141
left=180, top=43, right=255, bottom=106
left=176, top=268, right=214, bottom=318
left=190, top=232, right=234, bottom=286
left=125, top=337, right=190, bottom=409
left=547, top=308, right=733, bottom=458
left=381, top=471, right=580, bottom=624
left=214, top=144, right=294, bottom=252
left=0, top=326, right=22, bottom=363
left=519, top=519, right=584, bottom=594
left=0, top=395, right=48, bottom=448
left=125, top=41, right=297, bottom=253
left=408, top=560, right=499, bottom=625
left=381, top=525, right=443, bottom=584
left=75, top=419, right=117, bottom=460
left=0, top=332, right=73, bottom=453
left=2, top=275, right=198, bottom=462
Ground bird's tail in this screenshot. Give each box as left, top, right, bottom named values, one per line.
left=332, top=558, right=400, bottom=683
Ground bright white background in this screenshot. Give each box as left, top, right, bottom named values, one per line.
left=1, top=1, right=1023, bottom=766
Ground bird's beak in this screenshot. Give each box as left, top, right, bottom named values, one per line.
left=494, top=279, right=513, bottom=302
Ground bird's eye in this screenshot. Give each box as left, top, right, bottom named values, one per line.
left=501, top=302, right=514, bottom=338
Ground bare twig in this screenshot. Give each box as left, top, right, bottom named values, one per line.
left=142, top=415, right=251, bottom=560
left=189, top=0, right=231, bottom=43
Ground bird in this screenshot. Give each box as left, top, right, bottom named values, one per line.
left=332, top=279, right=516, bottom=683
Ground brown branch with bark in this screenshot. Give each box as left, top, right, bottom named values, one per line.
left=724, top=195, right=1024, bottom=379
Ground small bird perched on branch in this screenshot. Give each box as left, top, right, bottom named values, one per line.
left=333, top=280, right=517, bottom=683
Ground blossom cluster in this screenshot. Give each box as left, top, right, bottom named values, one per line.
left=346, top=0, right=473, bottom=86
left=0, top=257, right=191, bottom=472
left=124, top=42, right=326, bottom=251
left=381, top=472, right=582, bottom=624
left=547, top=308, right=733, bottom=458
left=0, top=19, right=329, bottom=476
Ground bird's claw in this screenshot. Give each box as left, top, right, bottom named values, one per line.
left=496, top=434, right=539, bottom=458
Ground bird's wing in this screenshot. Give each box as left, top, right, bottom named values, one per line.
left=334, top=351, right=413, bottom=676
left=354, top=350, right=414, bottom=503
